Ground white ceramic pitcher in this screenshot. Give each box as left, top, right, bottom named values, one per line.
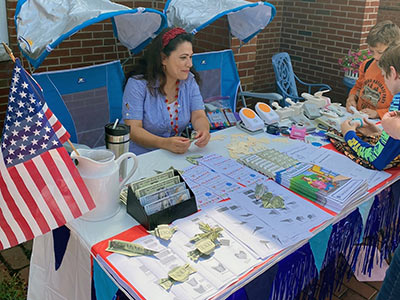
left=71, top=149, right=138, bottom=221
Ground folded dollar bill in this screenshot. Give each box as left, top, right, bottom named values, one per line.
left=148, top=224, right=177, bottom=240
left=106, top=240, right=158, bottom=257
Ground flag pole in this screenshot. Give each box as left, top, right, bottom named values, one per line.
left=2, top=42, right=80, bottom=157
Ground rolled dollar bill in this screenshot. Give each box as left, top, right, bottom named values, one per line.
left=106, top=240, right=158, bottom=257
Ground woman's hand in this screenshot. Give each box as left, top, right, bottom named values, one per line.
left=360, top=108, right=379, bottom=119
left=357, top=117, right=381, bottom=137
left=340, top=119, right=358, bottom=136
left=194, top=129, right=210, bottom=148
left=345, top=94, right=357, bottom=113
left=165, top=136, right=191, bottom=154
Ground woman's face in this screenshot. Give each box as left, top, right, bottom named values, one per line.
left=162, top=41, right=193, bottom=81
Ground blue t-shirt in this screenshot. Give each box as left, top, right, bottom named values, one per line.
left=344, top=93, right=400, bottom=170
left=122, top=73, right=205, bottom=155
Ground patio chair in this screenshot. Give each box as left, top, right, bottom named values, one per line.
left=192, top=49, right=283, bottom=111
left=33, top=60, right=124, bottom=148
left=272, top=52, right=331, bottom=104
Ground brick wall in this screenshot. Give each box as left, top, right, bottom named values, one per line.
left=2, top=0, right=400, bottom=133
left=277, top=0, right=380, bottom=104
left=378, top=0, right=400, bottom=25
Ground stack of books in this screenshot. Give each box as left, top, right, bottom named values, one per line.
left=275, top=162, right=368, bottom=213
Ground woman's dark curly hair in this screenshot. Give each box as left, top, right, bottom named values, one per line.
left=126, top=27, right=200, bottom=96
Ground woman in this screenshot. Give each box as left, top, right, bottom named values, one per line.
left=122, top=27, right=210, bottom=155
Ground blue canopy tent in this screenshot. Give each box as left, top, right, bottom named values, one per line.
left=15, top=0, right=167, bottom=69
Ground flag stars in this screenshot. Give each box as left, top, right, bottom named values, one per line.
left=19, top=91, right=27, bottom=98
left=28, top=106, right=35, bottom=113
left=29, top=96, right=36, bottom=104
left=10, top=139, right=17, bottom=146
left=21, top=135, right=28, bottom=142
left=52, top=140, right=59, bottom=146
left=13, top=120, right=21, bottom=127
left=29, top=148, right=36, bottom=155
left=12, top=75, right=19, bottom=84
left=6, top=157, right=13, bottom=165
left=9, top=96, right=15, bottom=103
left=17, top=153, right=24, bottom=160
left=8, top=148, right=15, bottom=155
left=37, top=112, right=43, bottom=119
left=33, top=129, right=40, bottom=136
left=3, top=133, right=8, bottom=140
left=16, top=111, right=23, bottom=118
left=44, top=126, right=51, bottom=132
left=35, top=120, right=42, bottom=127
left=11, top=86, right=17, bottom=94
left=31, top=139, right=38, bottom=145
left=14, top=66, right=21, bottom=73
left=17, top=100, right=24, bottom=108
left=19, top=144, right=26, bottom=151
left=12, top=130, right=18, bottom=136
left=4, top=124, right=9, bottom=131
left=26, top=116, right=33, bottom=123
left=21, top=82, right=28, bottom=89
left=23, top=125, right=30, bottom=132
left=6, top=115, right=11, bottom=122
left=8, top=106, right=13, bottom=112
left=2, top=142, right=6, bottom=149
left=43, top=134, right=50, bottom=140
left=41, top=143, right=47, bottom=150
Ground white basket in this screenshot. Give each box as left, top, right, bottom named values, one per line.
left=344, top=70, right=359, bottom=79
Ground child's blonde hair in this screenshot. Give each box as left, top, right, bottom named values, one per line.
left=367, top=20, right=400, bottom=47
left=378, top=44, right=400, bottom=77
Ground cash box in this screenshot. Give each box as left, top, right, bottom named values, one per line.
left=126, top=171, right=198, bottom=230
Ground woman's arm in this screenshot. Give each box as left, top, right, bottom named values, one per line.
left=190, top=110, right=210, bottom=148
left=125, top=119, right=191, bottom=154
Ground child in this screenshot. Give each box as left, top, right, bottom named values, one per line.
left=373, top=44, right=400, bottom=300
left=341, top=44, right=400, bottom=170
left=346, top=20, right=400, bottom=119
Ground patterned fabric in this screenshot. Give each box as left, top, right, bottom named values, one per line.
left=328, top=128, right=400, bottom=170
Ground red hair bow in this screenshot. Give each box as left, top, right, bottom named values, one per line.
left=162, top=27, right=186, bottom=49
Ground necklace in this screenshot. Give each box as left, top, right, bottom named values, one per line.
left=165, top=80, right=180, bottom=135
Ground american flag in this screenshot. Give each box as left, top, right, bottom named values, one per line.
left=0, top=59, right=95, bottom=250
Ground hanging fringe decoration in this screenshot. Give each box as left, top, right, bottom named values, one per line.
left=269, top=243, right=318, bottom=300
left=317, top=209, right=363, bottom=300
left=360, top=181, right=400, bottom=276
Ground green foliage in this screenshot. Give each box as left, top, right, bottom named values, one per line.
left=338, top=49, right=373, bottom=73
left=0, top=275, right=27, bottom=300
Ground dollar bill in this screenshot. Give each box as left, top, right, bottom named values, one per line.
left=195, top=238, right=215, bottom=255
left=148, top=224, right=177, bottom=240
left=159, top=278, right=174, bottom=290
left=135, top=176, right=181, bottom=198
left=262, top=194, right=285, bottom=209
left=168, top=264, right=196, bottom=282
left=106, top=240, right=158, bottom=257
left=189, top=131, right=198, bottom=142
left=144, top=189, right=191, bottom=215
left=139, top=182, right=186, bottom=206
left=120, top=186, right=128, bottom=205
left=130, top=169, right=175, bottom=192
left=187, top=249, right=202, bottom=262
left=254, top=183, right=267, bottom=200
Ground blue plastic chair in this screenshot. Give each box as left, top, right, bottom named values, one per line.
left=272, top=52, right=331, bottom=103
left=192, top=49, right=283, bottom=111
left=33, top=60, right=125, bottom=148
